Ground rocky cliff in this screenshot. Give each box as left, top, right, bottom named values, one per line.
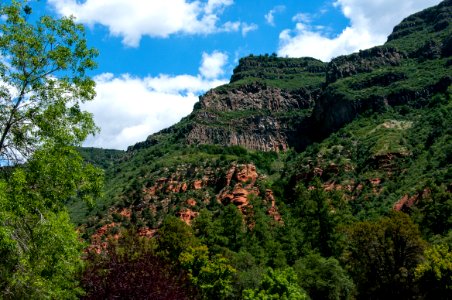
left=130, top=0, right=450, bottom=153
left=76, top=1, right=451, bottom=251
left=313, top=0, right=451, bottom=135
left=186, top=82, right=319, bottom=151
left=130, top=56, right=325, bottom=152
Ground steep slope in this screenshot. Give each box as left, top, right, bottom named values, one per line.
left=130, top=56, right=325, bottom=152
left=314, top=0, right=451, bottom=135
left=74, top=3, right=452, bottom=298
left=74, top=0, right=451, bottom=251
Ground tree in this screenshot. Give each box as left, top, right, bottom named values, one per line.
left=82, top=229, right=195, bottom=300
left=157, top=216, right=200, bottom=262
left=242, top=267, right=308, bottom=300
left=0, top=0, right=98, bottom=164
left=342, top=212, right=427, bottom=299
left=415, top=243, right=452, bottom=298
left=410, top=181, right=452, bottom=237
left=179, top=245, right=237, bottom=299
left=293, top=181, right=339, bottom=256
left=293, top=253, right=355, bottom=300
left=0, top=209, right=85, bottom=299
left=0, top=1, right=101, bottom=297
left=192, top=208, right=227, bottom=250
left=218, top=204, right=246, bottom=251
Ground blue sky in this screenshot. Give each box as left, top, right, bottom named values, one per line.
left=36, top=0, right=442, bottom=149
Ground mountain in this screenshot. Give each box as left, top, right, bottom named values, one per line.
left=76, top=2, right=451, bottom=299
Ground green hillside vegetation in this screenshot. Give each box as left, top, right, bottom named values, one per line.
left=69, top=2, right=452, bottom=299
left=77, top=147, right=125, bottom=170
left=223, top=54, right=326, bottom=91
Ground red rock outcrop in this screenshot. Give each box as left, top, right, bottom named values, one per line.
left=218, top=164, right=262, bottom=213
left=220, top=184, right=259, bottom=211
left=193, top=180, right=203, bottom=190
left=393, top=189, right=432, bottom=211
left=265, top=190, right=282, bottom=223
left=236, top=164, right=258, bottom=186
left=187, top=198, right=197, bottom=207
left=178, top=209, right=199, bottom=225
left=119, top=208, right=131, bottom=218
left=394, top=194, right=419, bottom=211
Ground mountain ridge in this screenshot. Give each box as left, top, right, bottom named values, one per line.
left=74, top=2, right=451, bottom=298
left=127, top=0, right=451, bottom=154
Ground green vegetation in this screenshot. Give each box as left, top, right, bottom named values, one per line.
left=1, top=1, right=450, bottom=299
left=73, top=2, right=451, bottom=298
left=0, top=1, right=101, bottom=298
left=77, top=147, right=125, bottom=170
left=224, top=54, right=326, bottom=91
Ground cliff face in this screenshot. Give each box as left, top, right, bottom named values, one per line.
left=199, top=83, right=313, bottom=112
left=130, top=1, right=450, bottom=154
left=313, top=0, right=452, bottom=135
left=185, top=83, right=319, bottom=151
left=180, top=56, right=327, bottom=152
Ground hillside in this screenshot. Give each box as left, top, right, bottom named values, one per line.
left=75, top=1, right=452, bottom=299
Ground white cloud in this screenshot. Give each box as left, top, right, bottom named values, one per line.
left=199, top=51, right=228, bottom=79
left=278, top=0, right=442, bottom=61
left=265, top=5, right=285, bottom=26
left=292, top=13, right=311, bottom=23
left=222, top=21, right=241, bottom=32
left=241, top=23, right=258, bottom=36
left=48, top=0, right=247, bottom=47
left=83, top=52, right=229, bottom=150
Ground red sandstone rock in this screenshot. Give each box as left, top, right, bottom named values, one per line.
left=178, top=209, right=199, bottom=225
left=119, top=208, right=131, bottom=218
left=394, top=193, right=420, bottom=211
left=193, top=180, right=203, bottom=190
left=138, top=227, right=157, bottom=238
left=187, top=198, right=197, bottom=206
left=265, top=190, right=283, bottom=223
left=236, top=164, right=258, bottom=186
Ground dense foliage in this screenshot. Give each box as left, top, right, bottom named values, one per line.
left=1, top=1, right=450, bottom=299
left=73, top=2, right=451, bottom=298
left=0, top=1, right=101, bottom=298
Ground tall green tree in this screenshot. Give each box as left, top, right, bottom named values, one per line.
left=293, top=253, right=355, bottom=300
left=242, top=267, right=308, bottom=300
left=415, top=243, right=452, bottom=299
left=293, top=181, right=340, bottom=256
left=0, top=0, right=98, bottom=164
left=0, top=1, right=101, bottom=298
left=179, top=245, right=236, bottom=299
left=342, top=212, right=426, bottom=299
left=218, top=204, right=246, bottom=251
left=157, top=216, right=200, bottom=261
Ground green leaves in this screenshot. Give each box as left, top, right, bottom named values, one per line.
left=342, top=212, right=427, bottom=298
left=0, top=0, right=98, bottom=164
left=179, top=245, right=236, bottom=299
left=0, top=208, right=85, bottom=299
left=0, top=2, right=102, bottom=297
left=0, top=145, right=103, bottom=298
left=415, top=243, right=452, bottom=298
left=243, top=267, right=308, bottom=300
left=293, top=253, right=355, bottom=300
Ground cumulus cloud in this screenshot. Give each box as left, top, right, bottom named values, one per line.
left=292, top=13, right=311, bottom=23
left=48, top=0, right=250, bottom=47
left=199, top=51, right=229, bottom=79
left=241, top=23, right=258, bottom=36
left=82, top=52, right=229, bottom=150
left=265, top=5, right=285, bottom=26
left=278, top=0, right=442, bottom=61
